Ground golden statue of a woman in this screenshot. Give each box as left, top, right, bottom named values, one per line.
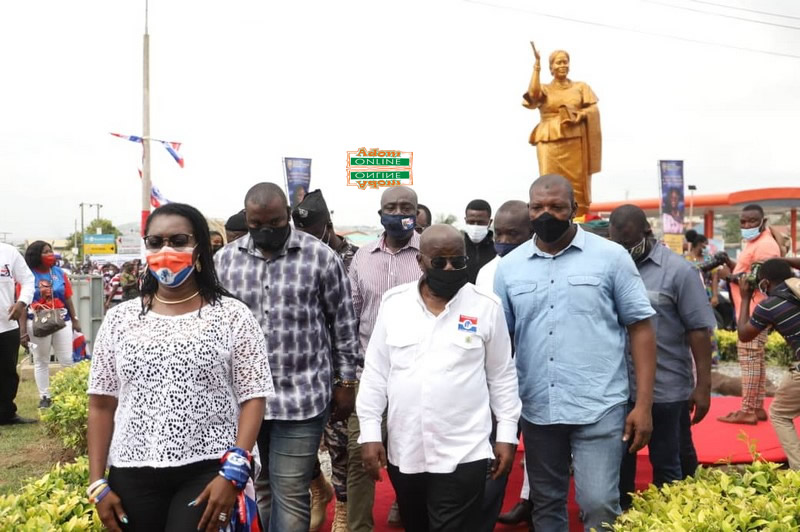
left=523, top=43, right=601, bottom=216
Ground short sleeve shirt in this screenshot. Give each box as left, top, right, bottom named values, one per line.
left=751, top=284, right=800, bottom=361
left=494, top=226, right=655, bottom=425
left=631, top=244, right=717, bottom=403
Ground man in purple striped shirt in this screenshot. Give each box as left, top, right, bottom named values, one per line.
left=347, top=186, right=423, bottom=531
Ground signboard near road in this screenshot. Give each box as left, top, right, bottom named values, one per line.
left=84, top=234, right=117, bottom=256
left=116, top=234, right=141, bottom=255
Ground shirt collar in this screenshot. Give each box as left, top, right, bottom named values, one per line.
left=528, top=224, right=586, bottom=258
left=237, top=227, right=302, bottom=259
left=640, top=240, right=665, bottom=267
left=369, top=230, right=421, bottom=254
left=412, top=278, right=465, bottom=316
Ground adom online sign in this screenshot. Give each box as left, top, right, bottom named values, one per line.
left=347, top=148, right=413, bottom=189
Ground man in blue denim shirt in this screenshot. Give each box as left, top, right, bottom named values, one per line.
left=494, top=175, right=657, bottom=531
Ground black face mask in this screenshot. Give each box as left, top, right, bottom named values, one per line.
left=250, top=224, right=290, bottom=251
left=425, top=268, right=469, bottom=299
left=531, top=212, right=571, bottom=243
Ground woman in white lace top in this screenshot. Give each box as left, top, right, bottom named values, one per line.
left=87, top=203, right=273, bottom=532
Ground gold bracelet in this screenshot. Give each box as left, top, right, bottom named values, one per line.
left=335, top=379, right=359, bottom=389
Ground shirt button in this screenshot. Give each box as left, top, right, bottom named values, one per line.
left=550, top=280, right=554, bottom=284
left=550, top=305, right=554, bottom=309
left=549, top=331, right=553, bottom=335
left=550, top=358, right=554, bottom=361
left=550, top=383, right=555, bottom=387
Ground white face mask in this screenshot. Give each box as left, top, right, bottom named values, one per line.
left=464, top=224, right=489, bottom=244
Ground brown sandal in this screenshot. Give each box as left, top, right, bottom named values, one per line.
left=717, top=410, right=758, bottom=425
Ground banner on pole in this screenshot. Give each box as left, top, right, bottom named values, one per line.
left=283, top=157, right=312, bottom=209
left=659, top=160, right=685, bottom=254
left=659, top=160, right=685, bottom=233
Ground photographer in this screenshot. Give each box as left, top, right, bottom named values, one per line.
left=737, top=258, right=800, bottom=467
left=717, top=204, right=781, bottom=425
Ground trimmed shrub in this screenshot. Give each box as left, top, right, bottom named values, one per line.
left=41, top=361, right=91, bottom=454
left=0, top=457, right=102, bottom=531
left=612, top=460, right=800, bottom=531
left=716, top=330, right=791, bottom=366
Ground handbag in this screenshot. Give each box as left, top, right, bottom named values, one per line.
left=32, top=273, right=67, bottom=337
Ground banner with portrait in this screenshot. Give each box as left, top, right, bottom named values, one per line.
left=659, top=160, right=685, bottom=234
left=283, top=157, right=312, bottom=209
left=659, top=160, right=685, bottom=254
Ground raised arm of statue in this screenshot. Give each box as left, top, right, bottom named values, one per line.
left=527, top=41, right=543, bottom=103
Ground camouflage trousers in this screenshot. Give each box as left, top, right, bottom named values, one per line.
left=314, top=417, right=349, bottom=502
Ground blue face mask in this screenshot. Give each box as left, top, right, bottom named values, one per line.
left=494, top=242, right=520, bottom=257
left=381, top=213, right=416, bottom=239
left=741, top=226, right=762, bottom=241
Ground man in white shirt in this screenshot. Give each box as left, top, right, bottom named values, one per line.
left=357, top=224, right=521, bottom=531
left=0, top=242, right=36, bottom=425
left=476, top=200, right=532, bottom=290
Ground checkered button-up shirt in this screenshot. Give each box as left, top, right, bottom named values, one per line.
left=215, top=229, right=359, bottom=421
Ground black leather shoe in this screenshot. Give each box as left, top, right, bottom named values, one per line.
left=498, top=499, right=533, bottom=525
left=0, top=415, right=38, bottom=425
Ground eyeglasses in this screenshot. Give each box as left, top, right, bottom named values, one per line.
left=143, top=233, right=194, bottom=250
left=424, top=255, right=469, bottom=270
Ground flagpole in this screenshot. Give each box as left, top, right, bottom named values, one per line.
left=141, top=0, right=152, bottom=236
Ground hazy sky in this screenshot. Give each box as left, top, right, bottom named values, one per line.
left=2, top=0, right=799, bottom=241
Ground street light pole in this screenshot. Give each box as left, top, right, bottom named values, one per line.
left=79, top=203, right=86, bottom=265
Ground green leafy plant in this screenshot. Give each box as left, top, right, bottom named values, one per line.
left=0, top=457, right=102, bottom=531
left=41, top=362, right=91, bottom=454
left=716, top=330, right=791, bottom=366
left=611, top=436, right=800, bottom=531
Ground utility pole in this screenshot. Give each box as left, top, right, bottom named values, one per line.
left=79, top=203, right=86, bottom=264
left=0, top=232, right=10, bottom=243
left=141, top=0, right=152, bottom=236
left=95, top=204, right=103, bottom=221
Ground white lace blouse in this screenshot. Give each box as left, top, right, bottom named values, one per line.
left=88, top=296, right=273, bottom=468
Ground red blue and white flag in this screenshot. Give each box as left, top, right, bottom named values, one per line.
left=110, top=132, right=143, bottom=143
left=111, top=132, right=185, bottom=168
left=162, top=141, right=184, bottom=168
left=458, top=315, right=478, bottom=333
left=150, top=185, right=170, bottom=208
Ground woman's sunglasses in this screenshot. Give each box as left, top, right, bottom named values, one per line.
left=143, top=234, right=194, bottom=250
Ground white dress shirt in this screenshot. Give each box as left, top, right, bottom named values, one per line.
left=0, top=243, right=35, bottom=334
left=357, top=280, right=521, bottom=474
left=475, top=255, right=501, bottom=291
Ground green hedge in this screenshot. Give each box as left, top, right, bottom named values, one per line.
left=41, top=362, right=90, bottom=454
left=716, top=330, right=793, bottom=366
left=0, top=457, right=102, bottom=531
left=612, top=460, right=800, bottom=531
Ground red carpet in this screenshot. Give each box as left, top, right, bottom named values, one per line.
left=321, top=396, right=792, bottom=531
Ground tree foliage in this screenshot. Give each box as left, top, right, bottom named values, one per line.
left=66, top=219, right=120, bottom=248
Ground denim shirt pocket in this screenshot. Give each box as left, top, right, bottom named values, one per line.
left=509, top=282, right=538, bottom=321
left=567, top=275, right=601, bottom=314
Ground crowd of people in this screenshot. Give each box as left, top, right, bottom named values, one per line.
left=1, top=175, right=799, bottom=532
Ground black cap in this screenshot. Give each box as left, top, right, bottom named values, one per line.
left=225, top=210, right=247, bottom=232
left=292, top=189, right=330, bottom=228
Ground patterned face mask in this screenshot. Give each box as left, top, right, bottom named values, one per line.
left=627, top=238, right=648, bottom=263
left=145, top=246, right=195, bottom=288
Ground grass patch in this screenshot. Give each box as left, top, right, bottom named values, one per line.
left=0, top=360, right=72, bottom=495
